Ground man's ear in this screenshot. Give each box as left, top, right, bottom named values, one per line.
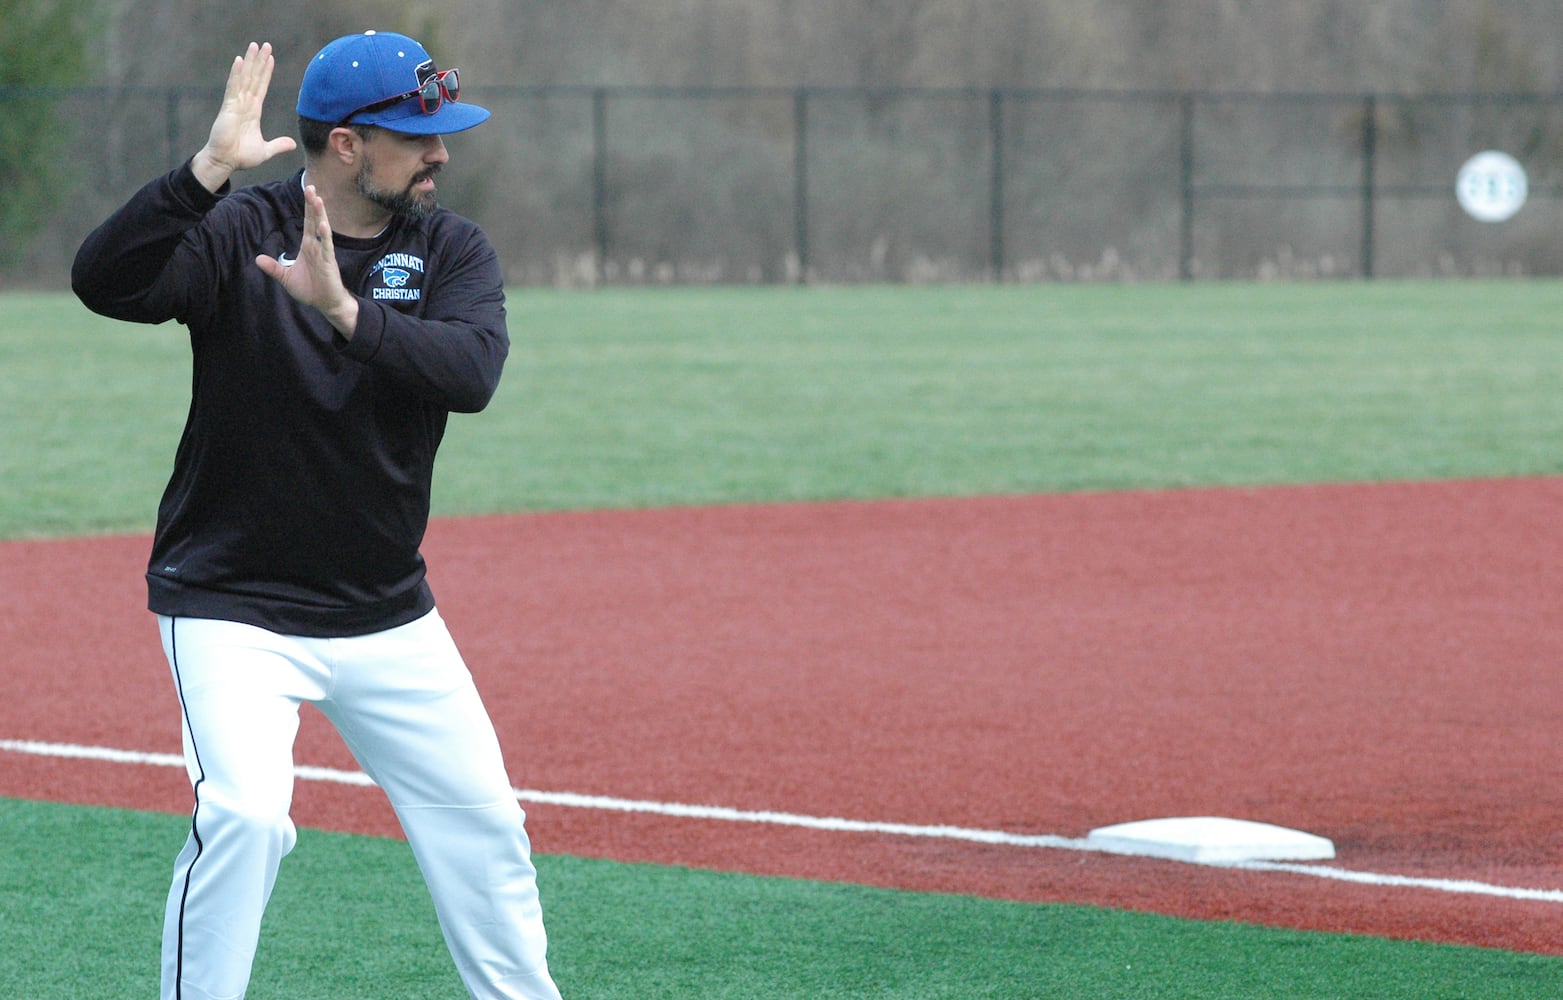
left=327, top=126, right=361, bottom=165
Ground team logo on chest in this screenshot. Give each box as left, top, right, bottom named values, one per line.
left=369, top=253, right=426, bottom=302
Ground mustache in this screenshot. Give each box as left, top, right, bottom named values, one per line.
left=412, top=164, right=443, bottom=185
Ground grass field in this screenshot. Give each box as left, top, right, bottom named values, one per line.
left=6, top=281, right=1563, bottom=537
left=7, top=797, right=1563, bottom=1000
left=5, top=280, right=1563, bottom=996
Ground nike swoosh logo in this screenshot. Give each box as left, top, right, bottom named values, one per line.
left=278, top=253, right=297, bottom=267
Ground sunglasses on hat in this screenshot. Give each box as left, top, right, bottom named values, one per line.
left=344, top=63, right=461, bottom=123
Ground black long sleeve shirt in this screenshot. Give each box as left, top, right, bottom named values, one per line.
left=72, top=161, right=509, bottom=637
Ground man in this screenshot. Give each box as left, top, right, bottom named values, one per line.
left=72, top=33, right=562, bottom=1000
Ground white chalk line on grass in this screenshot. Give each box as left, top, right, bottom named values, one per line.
left=7, top=737, right=1563, bottom=905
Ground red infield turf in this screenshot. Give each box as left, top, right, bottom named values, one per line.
left=4, top=478, right=1563, bottom=954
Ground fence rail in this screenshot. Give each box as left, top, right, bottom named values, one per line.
left=14, top=84, right=1563, bottom=285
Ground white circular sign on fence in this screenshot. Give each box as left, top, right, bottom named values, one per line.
left=1456, top=150, right=1528, bottom=222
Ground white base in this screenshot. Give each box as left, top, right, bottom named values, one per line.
left=1085, top=816, right=1335, bottom=864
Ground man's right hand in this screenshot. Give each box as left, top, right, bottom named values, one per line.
left=191, top=42, right=298, bottom=194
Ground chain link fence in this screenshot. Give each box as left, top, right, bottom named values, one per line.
left=15, top=84, right=1563, bottom=287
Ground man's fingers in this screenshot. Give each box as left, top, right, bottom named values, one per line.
left=227, top=42, right=274, bottom=106
left=254, top=254, right=284, bottom=282
left=303, top=185, right=333, bottom=244
left=229, top=44, right=257, bottom=93
left=244, top=43, right=274, bottom=96
left=254, top=42, right=276, bottom=92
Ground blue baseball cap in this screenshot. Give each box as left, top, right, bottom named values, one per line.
left=297, top=31, right=490, bottom=135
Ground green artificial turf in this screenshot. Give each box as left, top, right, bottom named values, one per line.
left=2, top=797, right=1559, bottom=999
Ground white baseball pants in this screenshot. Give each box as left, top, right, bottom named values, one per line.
left=157, top=611, right=561, bottom=1000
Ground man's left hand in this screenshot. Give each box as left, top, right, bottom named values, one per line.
left=256, top=184, right=361, bottom=338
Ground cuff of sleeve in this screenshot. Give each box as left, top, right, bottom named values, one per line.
left=338, top=297, right=383, bottom=361
left=171, top=158, right=228, bottom=213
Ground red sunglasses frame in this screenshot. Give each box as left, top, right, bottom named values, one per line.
left=344, top=67, right=460, bottom=123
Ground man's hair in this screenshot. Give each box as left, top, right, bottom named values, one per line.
left=298, top=117, right=383, bottom=158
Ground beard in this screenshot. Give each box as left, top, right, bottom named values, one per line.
left=356, top=156, right=441, bottom=222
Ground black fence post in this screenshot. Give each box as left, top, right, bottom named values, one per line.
left=591, top=87, right=609, bottom=280
left=1360, top=93, right=1377, bottom=280
left=793, top=88, right=809, bottom=284
left=1179, top=93, right=1196, bottom=282
left=989, top=88, right=1005, bottom=283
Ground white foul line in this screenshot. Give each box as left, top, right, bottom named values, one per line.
left=6, top=737, right=1563, bottom=905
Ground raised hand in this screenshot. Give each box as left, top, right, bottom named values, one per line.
left=191, top=42, right=298, bottom=193
left=256, top=185, right=361, bottom=338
